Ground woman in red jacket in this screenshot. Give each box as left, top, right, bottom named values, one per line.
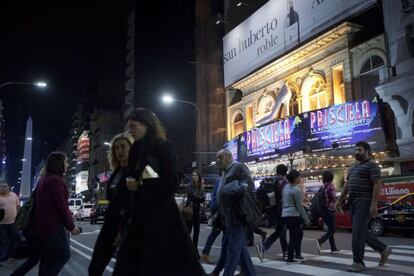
left=31, top=152, right=80, bottom=275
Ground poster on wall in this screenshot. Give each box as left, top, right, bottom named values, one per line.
left=238, top=99, right=386, bottom=162
left=223, top=0, right=376, bottom=86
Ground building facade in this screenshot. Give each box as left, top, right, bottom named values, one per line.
left=221, top=0, right=413, bottom=192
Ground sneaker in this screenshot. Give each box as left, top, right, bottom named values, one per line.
left=347, top=262, right=366, bottom=272
left=255, top=244, right=265, bottom=262
left=286, top=259, right=300, bottom=264
left=282, top=251, right=288, bottom=260
left=200, top=254, right=214, bottom=264
left=294, top=255, right=307, bottom=262
left=379, top=247, right=392, bottom=266
left=315, top=239, right=321, bottom=254
left=331, top=248, right=341, bottom=253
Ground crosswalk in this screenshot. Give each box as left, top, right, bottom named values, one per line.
left=4, top=240, right=413, bottom=275
left=202, top=245, right=414, bottom=275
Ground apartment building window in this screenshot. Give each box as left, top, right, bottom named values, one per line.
left=232, top=112, right=244, bottom=138
left=360, top=55, right=385, bottom=100
left=332, top=64, right=345, bottom=105
left=302, top=74, right=328, bottom=112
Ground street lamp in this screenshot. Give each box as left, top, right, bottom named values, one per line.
left=0, top=81, right=48, bottom=89
left=161, top=94, right=202, bottom=171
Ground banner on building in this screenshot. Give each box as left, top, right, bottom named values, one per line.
left=238, top=99, right=386, bottom=162
left=223, top=0, right=376, bottom=86
left=77, top=131, right=90, bottom=163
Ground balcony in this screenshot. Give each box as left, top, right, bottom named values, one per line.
left=125, top=62, right=134, bottom=78
left=125, top=77, right=134, bottom=92
left=124, top=91, right=134, bottom=105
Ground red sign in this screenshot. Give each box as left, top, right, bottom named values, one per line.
left=379, top=175, right=414, bottom=202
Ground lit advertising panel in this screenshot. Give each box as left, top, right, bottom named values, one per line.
left=238, top=99, right=386, bottom=162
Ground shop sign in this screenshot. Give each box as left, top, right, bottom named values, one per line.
left=223, top=0, right=376, bottom=86
left=238, top=99, right=386, bottom=162
left=380, top=175, right=414, bottom=202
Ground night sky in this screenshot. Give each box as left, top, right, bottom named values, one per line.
left=0, top=1, right=196, bottom=191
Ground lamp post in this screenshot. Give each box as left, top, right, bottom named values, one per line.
left=0, top=81, right=47, bottom=89
left=162, top=94, right=202, bottom=171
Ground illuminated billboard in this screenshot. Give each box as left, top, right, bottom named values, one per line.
left=238, top=99, right=386, bottom=162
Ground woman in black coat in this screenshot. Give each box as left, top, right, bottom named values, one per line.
left=113, top=108, right=205, bottom=276
left=185, top=169, right=205, bottom=257
left=89, top=132, right=134, bottom=276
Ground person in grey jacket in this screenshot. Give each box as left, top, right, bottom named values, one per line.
left=282, top=169, right=310, bottom=264
left=209, top=149, right=256, bottom=276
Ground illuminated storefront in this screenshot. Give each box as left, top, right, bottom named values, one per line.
left=223, top=0, right=397, bottom=190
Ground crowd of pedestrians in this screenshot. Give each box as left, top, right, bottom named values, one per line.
left=0, top=105, right=394, bottom=276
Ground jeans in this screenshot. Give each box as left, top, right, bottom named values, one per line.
left=0, top=223, right=19, bottom=261
left=202, top=227, right=221, bottom=255
left=284, top=217, right=303, bottom=261
left=213, top=224, right=256, bottom=276
left=350, top=199, right=386, bottom=265
left=186, top=212, right=201, bottom=256
left=263, top=216, right=287, bottom=252
left=11, top=233, right=41, bottom=276
left=37, top=225, right=71, bottom=276
left=318, top=210, right=338, bottom=250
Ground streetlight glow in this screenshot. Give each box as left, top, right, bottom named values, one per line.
left=34, top=81, right=47, bottom=88
left=161, top=94, right=174, bottom=104
left=21, top=159, right=26, bottom=162
left=104, top=142, right=111, bottom=147
left=237, top=2, right=242, bottom=6
left=26, top=137, right=33, bottom=141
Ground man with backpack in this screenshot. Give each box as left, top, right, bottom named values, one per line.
left=315, top=170, right=340, bottom=254
left=255, top=164, right=288, bottom=262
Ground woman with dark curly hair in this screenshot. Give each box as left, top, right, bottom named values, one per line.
left=113, top=108, right=205, bottom=276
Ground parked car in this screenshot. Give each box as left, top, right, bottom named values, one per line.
left=318, top=193, right=414, bottom=236
left=370, top=192, right=414, bottom=236
left=90, top=200, right=110, bottom=224
left=68, top=198, right=83, bottom=218
left=74, top=203, right=94, bottom=221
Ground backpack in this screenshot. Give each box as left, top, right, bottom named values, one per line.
left=310, top=186, right=326, bottom=219
left=15, top=191, right=36, bottom=231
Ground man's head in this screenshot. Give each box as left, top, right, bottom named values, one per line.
left=0, top=182, right=10, bottom=195
left=276, top=164, right=288, bottom=176
left=216, top=149, right=233, bottom=170
left=355, top=141, right=371, bottom=161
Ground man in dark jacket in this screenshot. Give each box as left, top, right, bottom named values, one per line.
left=209, top=149, right=256, bottom=276
left=256, top=164, right=288, bottom=261
left=201, top=173, right=222, bottom=264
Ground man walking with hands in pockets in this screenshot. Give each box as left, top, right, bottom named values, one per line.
left=336, top=141, right=391, bottom=272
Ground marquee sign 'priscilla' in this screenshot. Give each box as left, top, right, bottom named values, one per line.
left=238, top=99, right=386, bottom=162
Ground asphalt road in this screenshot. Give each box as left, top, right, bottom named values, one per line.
left=1, top=221, right=414, bottom=275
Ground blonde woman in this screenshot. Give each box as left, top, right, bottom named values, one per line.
left=89, top=132, right=134, bottom=276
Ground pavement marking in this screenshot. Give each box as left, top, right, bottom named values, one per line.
left=65, top=258, right=89, bottom=275
left=365, top=247, right=414, bottom=256
left=321, top=249, right=414, bottom=263
left=201, top=263, right=239, bottom=275
left=300, top=253, right=414, bottom=275
left=251, top=257, right=366, bottom=276
left=70, top=246, right=114, bottom=273
left=80, top=229, right=101, bottom=235
left=390, top=245, right=414, bottom=250
left=70, top=238, right=116, bottom=263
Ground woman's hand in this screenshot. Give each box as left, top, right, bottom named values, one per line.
left=71, top=226, right=81, bottom=236
left=126, top=177, right=140, bottom=191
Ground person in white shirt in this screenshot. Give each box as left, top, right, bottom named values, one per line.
left=0, top=182, right=20, bottom=264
